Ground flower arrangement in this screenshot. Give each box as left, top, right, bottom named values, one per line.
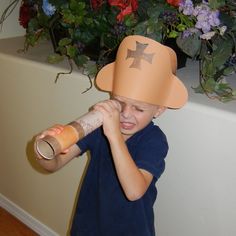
left=1, top=0, right=236, bottom=101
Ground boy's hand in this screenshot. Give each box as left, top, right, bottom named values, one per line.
left=35, top=124, right=69, bottom=159
left=93, top=99, right=121, bottom=139
left=37, top=124, right=65, bottom=139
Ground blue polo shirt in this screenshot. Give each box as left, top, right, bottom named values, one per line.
left=71, top=122, right=168, bottom=236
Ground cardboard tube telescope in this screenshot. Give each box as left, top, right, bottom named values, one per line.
left=35, top=110, right=103, bottom=159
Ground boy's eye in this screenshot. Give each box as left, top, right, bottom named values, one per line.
left=135, top=107, right=144, bottom=112
left=118, top=101, right=125, bottom=110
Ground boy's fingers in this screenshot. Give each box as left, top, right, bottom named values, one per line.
left=94, top=99, right=121, bottom=112
left=61, top=148, right=69, bottom=154
left=110, top=99, right=121, bottom=110
left=37, top=124, right=64, bottom=139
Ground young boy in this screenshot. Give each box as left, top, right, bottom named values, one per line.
left=35, top=35, right=188, bottom=235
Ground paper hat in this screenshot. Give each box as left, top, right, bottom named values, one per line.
left=96, top=35, right=188, bottom=108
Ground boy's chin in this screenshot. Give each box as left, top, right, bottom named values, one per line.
left=120, top=128, right=136, bottom=138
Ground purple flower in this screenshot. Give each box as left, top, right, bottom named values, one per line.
left=182, top=30, right=192, bottom=38
left=195, top=13, right=211, bottom=33
left=208, top=10, right=220, bottom=27
left=182, top=27, right=198, bottom=38
left=42, top=0, right=56, bottom=16
left=179, top=0, right=194, bottom=15
left=186, top=2, right=221, bottom=34
left=179, top=1, right=222, bottom=34
left=193, top=4, right=210, bottom=17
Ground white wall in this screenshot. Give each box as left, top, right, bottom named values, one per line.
left=0, top=0, right=25, bottom=39
left=154, top=62, right=236, bottom=236
left=156, top=104, right=236, bottom=236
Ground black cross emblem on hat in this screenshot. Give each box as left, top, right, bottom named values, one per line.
left=126, top=41, right=154, bottom=69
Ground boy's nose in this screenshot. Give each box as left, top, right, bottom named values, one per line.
left=121, top=104, right=132, bottom=118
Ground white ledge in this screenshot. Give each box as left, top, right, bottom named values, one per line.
left=1, top=36, right=235, bottom=116
left=177, top=59, right=236, bottom=116
left=0, top=36, right=74, bottom=73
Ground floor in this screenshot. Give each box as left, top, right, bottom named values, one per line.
left=0, top=207, right=38, bottom=236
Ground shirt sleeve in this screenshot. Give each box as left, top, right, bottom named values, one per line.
left=134, top=127, right=168, bottom=180
left=76, top=128, right=101, bottom=155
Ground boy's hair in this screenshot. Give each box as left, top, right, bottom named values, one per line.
left=96, top=35, right=188, bottom=109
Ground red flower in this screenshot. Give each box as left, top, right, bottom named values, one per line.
left=108, top=0, right=138, bottom=21
left=19, top=3, right=31, bottom=28
left=91, top=0, right=105, bottom=10
left=166, top=0, right=181, bottom=7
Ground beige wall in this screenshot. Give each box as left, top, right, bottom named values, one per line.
left=0, top=0, right=25, bottom=39
left=0, top=37, right=107, bottom=235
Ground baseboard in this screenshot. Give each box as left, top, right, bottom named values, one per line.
left=0, top=193, right=59, bottom=236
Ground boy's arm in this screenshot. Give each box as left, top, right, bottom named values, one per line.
left=34, top=125, right=81, bottom=172
left=109, top=134, right=153, bottom=201
left=94, top=100, right=153, bottom=201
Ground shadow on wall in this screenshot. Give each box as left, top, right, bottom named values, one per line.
left=26, top=135, right=92, bottom=235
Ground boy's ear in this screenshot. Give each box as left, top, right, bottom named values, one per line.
left=154, top=106, right=166, bottom=118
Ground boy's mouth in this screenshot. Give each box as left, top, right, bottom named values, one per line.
left=120, top=122, right=136, bottom=130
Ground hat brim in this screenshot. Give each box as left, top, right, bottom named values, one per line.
left=95, top=62, right=114, bottom=91
left=166, top=75, right=188, bottom=109
left=95, top=62, right=188, bottom=109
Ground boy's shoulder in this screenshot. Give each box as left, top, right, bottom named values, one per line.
left=130, top=122, right=167, bottom=146
left=143, top=122, right=166, bottom=138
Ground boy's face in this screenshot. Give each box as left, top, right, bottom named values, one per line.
left=113, top=95, right=166, bottom=140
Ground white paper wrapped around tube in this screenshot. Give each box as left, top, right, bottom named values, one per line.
left=35, top=110, right=103, bottom=159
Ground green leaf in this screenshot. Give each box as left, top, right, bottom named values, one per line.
left=133, top=21, right=148, bottom=35
left=124, top=14, right=137, bottom=27
left=147, top=5, right=162, bottom=19
left=61, top=9, right=76, bottom=24
left=47, top=53, right=64, bottom=64
left=204, top=78, right=217, bottom=93
left=176, top=32, right=201, bottom=57
left=208, top=0, right=225, bottom=10
left=220, top=96, right=236, bottom=102
left=179, top=14, right=195, bottom=29
left=84, top=62, right=98, bottom=77
left=215, top=82, right=231, bottom=91
left=27, top=19, right=39, bottom=33
left=201, top=56, right=217, bottom=78
left=147, top=20, right=163, bottom=42
left=66, top=45, right=77, bottom=58
left=58, top=38, right=72, bottom=46
left=176, top=24, right=186, bottom=32
left=49, top=0, right=67, bottom=8
left=231, top=19, right=236, bottom=31
left=212, top=39, right=233, bottom=68
left=74, top=54, right=89, bottom=67
left=25, top=34, right=39, bottom=47
left=168, top=30, right=178, bottom=38
left=70, top=0, right=86, bottom=15
left=223, top=66, right=235, bottom=76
